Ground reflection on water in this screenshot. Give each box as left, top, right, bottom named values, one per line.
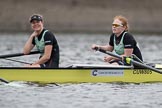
left=0, top=33, right=162, bottom=67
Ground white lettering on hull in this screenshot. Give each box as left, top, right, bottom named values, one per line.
left=91, top=69, right=124, bottom=76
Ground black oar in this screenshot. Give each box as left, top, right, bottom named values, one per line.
left=4, top=58, right=31, bottom=64
left=0, top=51, right=40, bottom=58
left=0, top=78, right=9, bottom=83
left=0, top=51, right=40, bottom=84
left=96, top=48, right=162, bottom=74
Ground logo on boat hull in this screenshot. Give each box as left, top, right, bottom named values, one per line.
left=92, top=69, right=124, bottom=76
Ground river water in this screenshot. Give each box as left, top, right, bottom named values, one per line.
left=0, top=33, right=162, bottom=108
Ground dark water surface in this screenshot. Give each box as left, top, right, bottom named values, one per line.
left=1, top=82, right=162, bottom=108
left=0, top=33, right=162, bottom=108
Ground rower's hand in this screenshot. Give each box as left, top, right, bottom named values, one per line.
left=104, top=56, right=113, bottom=62
left=31, top=31, right=38, bottom=38
left=23, top=64, right=32, bottom=67
left=91, top=44, right=100, bottom=51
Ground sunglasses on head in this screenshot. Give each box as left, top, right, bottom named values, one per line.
left=112, top=24, right=123, bottom=28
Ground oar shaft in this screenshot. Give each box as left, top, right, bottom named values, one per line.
left=98, top=49, right=121, bottom=59
left=4, top=58, right=31, bottom=64
left=0, top=78, right=9, bottom=83
left=97, top=48, right=162, bottom=74
left=131, top=60, right=162, bottom=74
left=0, top=51, right=40, bottom=58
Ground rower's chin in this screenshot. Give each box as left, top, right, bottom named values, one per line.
left=112, top=31, right=117, bottom=34
left=33, top=28, right=41, bottom=31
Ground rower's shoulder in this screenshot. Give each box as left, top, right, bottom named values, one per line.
left=124, top=32, right=135, bottom=39
left=125, top=32, right=133, bottom=37
left=44, top=30, right=55, bottom=37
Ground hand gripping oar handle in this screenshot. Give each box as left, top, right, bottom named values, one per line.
left=95, top=47, right=162, bottom=74
left=0, top=51, right=40, bottom=58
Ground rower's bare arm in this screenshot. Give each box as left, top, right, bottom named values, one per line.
left=111, top=48, right=133, bottom=61
left=98, top=45, right=113, bottom=52
left=33, top=45, right=52, bottom=65
left=92, top=44, right=113, bottom=51
left=23, top=33, right=36, bottom=54
left=123, top=48, right=133, bottom=57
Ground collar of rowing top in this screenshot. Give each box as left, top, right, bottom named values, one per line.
left=114, top=31, right=127, bottom=55
left=34, top=30, right=48, bottom=55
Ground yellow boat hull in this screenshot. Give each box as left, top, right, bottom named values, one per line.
left=0, top=68, right=162, bottom=83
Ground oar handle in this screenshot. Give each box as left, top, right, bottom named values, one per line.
left=0, top=51, right=40, bottom=58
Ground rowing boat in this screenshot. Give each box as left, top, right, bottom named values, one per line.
left=1, top=50, right=162, bottom=83
left=0, top=64, right=162, bottom=83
